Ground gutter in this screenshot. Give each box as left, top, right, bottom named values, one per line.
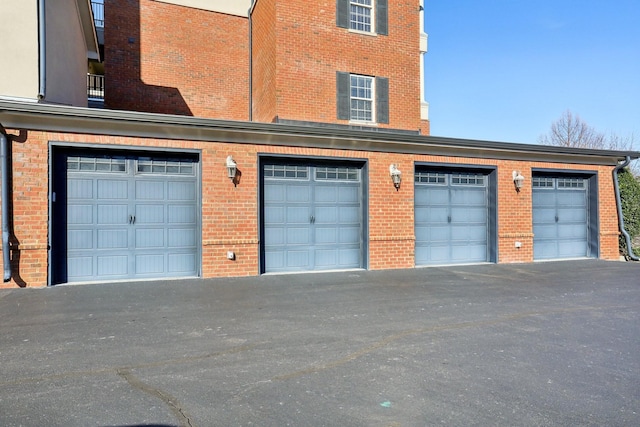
left=37, top=0, right=46, bottom=100
left=0, top=129, right=11, bottom=281
left=613, top=156, right=639, bottom=261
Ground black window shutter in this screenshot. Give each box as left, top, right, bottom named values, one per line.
left=337, top=0, right=349, bottom=28
left=376, top=0, right=388, bottom=35
left=337, top=72, right=351, bottom=120
left=376, top=77, right=389, bottom=124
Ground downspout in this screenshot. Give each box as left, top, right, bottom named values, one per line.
left=613, top=156, right=639, bottom=261
left=248, top=1, right=257, bottom=121
left=37, top=0, right=46, bottom=100
left=1, top=130, right=11, bottom=281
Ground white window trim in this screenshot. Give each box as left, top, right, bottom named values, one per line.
left=349, top=74, right=376, bottom=124
left=349, top=0, right=375, bottom=34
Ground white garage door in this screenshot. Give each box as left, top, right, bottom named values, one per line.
left=533, top=176, right=590, bottom=260
left=415, top=171, right=489, bottom=265
left=64, top=154, right=199, bottom=282
left=262, top=163, right=363, bottom=273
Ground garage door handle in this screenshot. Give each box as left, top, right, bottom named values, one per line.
left=310, top=215, right=315, bottom=224
left=129, top=215, right=136, bottom=224
left=555, top=214, right=559, bottom=223
left=448, top=215, right=451, bottom=223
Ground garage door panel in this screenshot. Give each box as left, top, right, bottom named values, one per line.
left=286, top=185, right=311, bottom=202
left=168, top=253, right=197, bottom=273
left=97, top=255, right=128, bottom=276
left=558, top=225, right=588, bottom=239
left=168, top=181, right=196, bottom=201
left=98, top=179, right=128, bottom=199
left=69, top=229, right=94, bottom=250
left=315, top=227, right=337, bottom=244
left=451, top=224, right=486, bottom=241
left=98, top=204, right=128, bottom=224
left=534, top=242, right=557, bottom=260
left=135, top=228, right=165, bottom=248
left=416, top=187, right=447, bottom=204
left=287, top=227, right=311, bottom=244
left=168, top=205, right=196, bottom=224
left=287, top=206, right=311, bottom=223
left=68, top=256, right=93, bottom=278
left=136, top=204, right=164, bottom=223
left=97, top=229, right=127, bottom=249
left=339, top=226, right=360, bottom=244
left=535, top=224, right=558, bottom=239
left=168, top=228, right=197, bottom=248
left=557, top=191, right=586, bottom=206
left=286, top=250, right=311, bottom=269
left=135, top=180, right=164, bottom=200
left=68, top=179, right=93, bottom=198
left=265, top=206, right=285, bottom=223
left=338, top=186, right=359, bottom=203
left=558, top=208, right=587, bottom=222
left=532, top=192, right=555, bottom=206
left=68, top=205, right=93, bottom=224
left=415, top=207, right=448, bottom=223
left=265, top=227, right=285, bottom=245
left=314, top=249, right=337, bottom=267
left=451, top=207, right=486, bottom=223
left=558, top=241, right=587, bottom=258
left=533, top=207, right=556, bottom=223
left=315, top=186, right=337, bottom=203
left=452, top=244, right=486, bottom=261
left=451, top=188, right=484, bottom=205
left=316, top=206, right=338, bottom=223
left=338, top=206, right=359, bottom=223
left=135, top=254, right=165, bottom=274
left=338, top=248, right=361, bottom=267
left=264, top=185, right=285, bottom=202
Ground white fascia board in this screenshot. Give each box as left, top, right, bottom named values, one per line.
left=151, top=0, right=252, bottom=17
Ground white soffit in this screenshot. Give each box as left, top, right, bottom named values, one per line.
left=152, top=0, right=252, bottom=17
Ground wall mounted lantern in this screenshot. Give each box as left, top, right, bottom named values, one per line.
left=389, top=164, right=402, bottom=190
left=512, top=170, right=525, bottom=192
left=226, top=155, right=237, bottom=180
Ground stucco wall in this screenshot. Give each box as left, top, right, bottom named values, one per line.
left=0, top=1, right=39, bottom=100
left=45, top=0, right=90, bottom=106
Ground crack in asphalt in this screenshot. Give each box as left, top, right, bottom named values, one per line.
left=0, top=343, right=256, bottom=387
left=117, top=367, right=194, bottom=427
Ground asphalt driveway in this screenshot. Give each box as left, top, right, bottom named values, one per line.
left=1, top=260, right=639, bottom=426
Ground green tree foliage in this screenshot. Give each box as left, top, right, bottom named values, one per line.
left=617, top=168, right=640, bottom=257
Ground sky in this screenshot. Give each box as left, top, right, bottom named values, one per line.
left=423, top=0, right=640, bottom=146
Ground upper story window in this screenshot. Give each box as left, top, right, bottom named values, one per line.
left=350, top=0, right=373, bottom=32
left=350, top=75, right=374, bottom=121
left=337, top=0, right=388, bottom=35
left=337, top=72, right=389, bottom=124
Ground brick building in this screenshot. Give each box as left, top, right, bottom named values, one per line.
left=0, top=0, right=637, bottom=287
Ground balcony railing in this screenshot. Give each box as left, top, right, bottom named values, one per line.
left=91, top=1, right=104, bottom=28
left=87, top=73, right=104, bottom=100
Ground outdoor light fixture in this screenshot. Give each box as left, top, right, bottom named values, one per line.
left=513, top=170, right=525, bottom=192
left=226, top=155, right=237, bottom=180
left=389, top=164, right=402, bottom=190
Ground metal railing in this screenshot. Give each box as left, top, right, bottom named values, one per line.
left=87, top=73, right=104, bottom=100
left=91, top=1, right=104, bottom=28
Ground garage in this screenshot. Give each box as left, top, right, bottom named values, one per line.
left=532, top=173, right=598, bottom=260
left=51, top=149, right=200, bottom=284
left=261, top=160, right=365, bottom=273
left=414, top=166, right=496, bottom=266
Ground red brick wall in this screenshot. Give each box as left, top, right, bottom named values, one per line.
left=265, top=0, right=424, bottom=132
left=0, top=129, right=621, bottom=288
left=251, top=0, right=277, bottom=123
left=105, top=0, right=249, bottom=120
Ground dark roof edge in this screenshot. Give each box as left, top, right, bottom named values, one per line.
left=1, top=100, right=638, bottom=165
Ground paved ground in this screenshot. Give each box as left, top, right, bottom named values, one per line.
left=0, top=260, right=639, bottom=427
